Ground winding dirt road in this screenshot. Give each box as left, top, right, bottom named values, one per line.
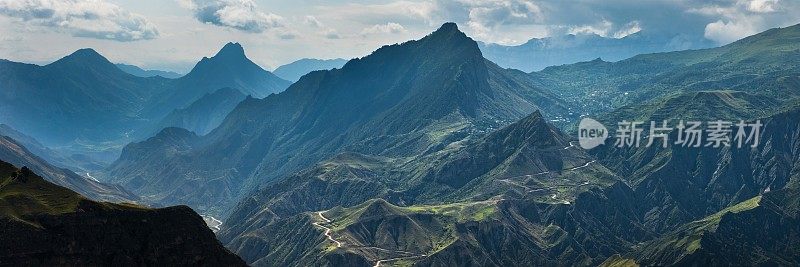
left=374, top=254, right=428, bottom=267
left=312, top=211, right=342, bottom=248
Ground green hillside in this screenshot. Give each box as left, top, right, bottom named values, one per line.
left=532, top=23, right=800, bottom=118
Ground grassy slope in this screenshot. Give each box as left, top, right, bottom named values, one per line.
left=0, top=161, right=149, bottom=226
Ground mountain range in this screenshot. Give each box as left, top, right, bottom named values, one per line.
left=0, top=42, right=290, bottom=165
left=530, top=24, right=800, bottom=117
left=106, top=23, right=571, bottom=215
left=1, top=20, right=800, bottom=266
left=115, top=63, right=184, bottom=78
left=480, top=31, right=715, bottom=72
left=213, top=23, right=800, bottom=266
left=100, top=22, right=800, bottom=266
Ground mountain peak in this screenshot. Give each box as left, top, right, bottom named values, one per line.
left=411, top=22, right=481, bottom=58
left=427, top=22, right=469, bottom=41
left=215, top=42, right=246, bottom=59
left=436, top=22, right=459, bottom=33
left=50, top=48, right=114, bottom=67
left=487, top=110, right=569, bottom=149
left=358, top=199, right=403, bottom=219
left=71, top=48, right=103, bottom=58
left=176, top=41, right=290, bottom=100
left=190, top=42, right=253, bottom=71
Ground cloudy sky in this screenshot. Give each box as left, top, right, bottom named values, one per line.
left=0, top=0, right=798, bottom=73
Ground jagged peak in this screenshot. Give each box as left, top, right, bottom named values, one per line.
left=423, top=22, right=474, bottom=45
left=435, top=22, right=459, bottom=34
left=185, top=42, right=263, bottom=76
left=215, top=42, right=246, bottom=59
left=344, top=22, right=481, bottom=70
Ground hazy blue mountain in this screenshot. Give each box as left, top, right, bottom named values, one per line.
left=0, top=49, right=170, bottom=146
left=170, top=42, right=288, bottom=100
left=107, top=23, right=570, bottom=215
left=0, top=124, right=105, bottom=173
left=0, top=124, right=52, bottom=163
left=273, top=58, right=348, bottom=82
left=0, top=42, right=291, bottom=168
left=145, top=87, right=246, bottom=137
left=139, top=42, right=291, bottom=125
left=115, top=63, right=183, bottom=78
left=0, top=161, right=247, bottom=266
left=480, top=31, right=714, bottom=72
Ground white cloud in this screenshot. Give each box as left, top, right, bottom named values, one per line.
left=318, top=1, right=440, bottom=26
left=304, top=15, right=323, bottom=28
left=747, top=0, right=779, bottom=13
left=0, top=0, right=158, bottom=41
left=461, top=0, right=543, bottom=27
left=440, top=0, right=544, bottom=43
left=278, top=31, right=297, bottom=39
left=322, top=28, right=341, bottom=39
left=179, top=0, right=284, bottom=33
left=704, top=19, right=761, bottom=44
left=361, top=22, right=407, bottom=35
left=612, top=21, right=642, bottom=38
left=567, top=20, right=613, bottom=36
left=299, top=15, right=342, bottom=39
left=692, top=0, right=797, bottom=44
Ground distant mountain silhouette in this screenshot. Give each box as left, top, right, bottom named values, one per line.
left=146, top=87, right=246, bottom=137
left=531, top=23, right=800, bottom=118
left=0, top=124, right=105, bottom=173
left=274, top=58, right=347, bottom=82
left=179, top=43, right=289, bottom=98
left=0, top=48, right=168, bottom=146
left=480, top=31, right=715, bottom=72
left=0, top=43, right=290, bottom=166
left=142, top=42, right=291, bottom=123
left=115, top=63, right=183, bottom=78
